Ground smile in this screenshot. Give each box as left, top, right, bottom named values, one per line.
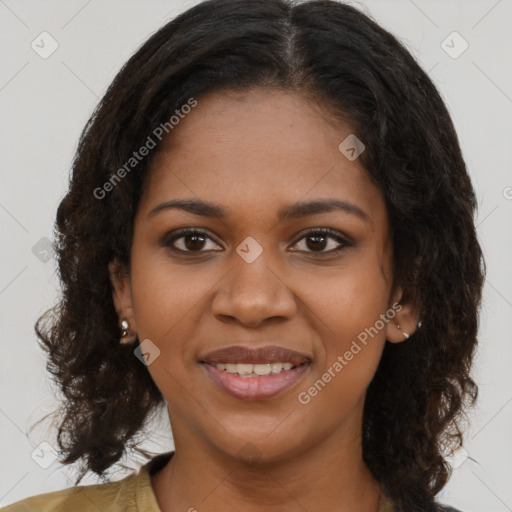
left=201, top=361, right=310, bottom=400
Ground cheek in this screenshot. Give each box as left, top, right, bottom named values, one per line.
left=128, top=246, right=210, bottom=399
left=303, top=252, right=390, bottom=343
left=129, top=239, right=211, bottom=342
left=299, top=252, right=390, bottom=398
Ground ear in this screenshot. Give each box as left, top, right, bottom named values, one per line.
left=108, top=258, right=137, bottom=333
left=385, top=285, right=419, bottom=344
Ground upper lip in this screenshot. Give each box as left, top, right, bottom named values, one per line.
left=200, top=345, right=311, bottom=366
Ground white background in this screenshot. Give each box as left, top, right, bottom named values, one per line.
left=1, top=0, right=511, bottom=510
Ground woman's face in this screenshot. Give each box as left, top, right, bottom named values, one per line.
left=111, top=88, right=414, bottom=463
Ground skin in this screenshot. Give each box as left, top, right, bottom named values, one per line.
left=109, top=88, right=418, bottom=512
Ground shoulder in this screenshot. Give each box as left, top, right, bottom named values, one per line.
left=379, top=491, right=465, bottom=512
left=0, top=471, right=139, bottom=512
left=0, top=451, right=174, bottom=512
left=382, top=496, right=464, bottom=512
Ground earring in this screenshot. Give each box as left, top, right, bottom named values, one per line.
left=121, top=318, right=129, bottom=337
left=120, top=318, right=137, bottom=344
left=395, top=322, right=409, bottom=340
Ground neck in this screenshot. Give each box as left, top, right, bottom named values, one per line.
left=151, top=408, right=381, bottom=512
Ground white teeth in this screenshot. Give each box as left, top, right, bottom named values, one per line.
left=270, top=362, right=283, bottom=374
left=253, top=364, right=272, bottom=376
left=214, top=362, right=296, bottom=376
left=237, top=364, right=253, bottom=375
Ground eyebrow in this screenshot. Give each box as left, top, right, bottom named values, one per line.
left=148, top=198, right=370, bottom=222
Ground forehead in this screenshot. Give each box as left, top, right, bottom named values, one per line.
left=138, top=88, right=386, bottom=229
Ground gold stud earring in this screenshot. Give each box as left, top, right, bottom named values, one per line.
left=120, top=318, right=136, bottom=344
left=395, top=322, right=409, bottom=340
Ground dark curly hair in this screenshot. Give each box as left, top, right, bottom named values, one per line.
left=32, top=1, right=485, bottom=510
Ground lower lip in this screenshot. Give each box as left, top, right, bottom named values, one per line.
left=201, top=362, right=310, bottom=400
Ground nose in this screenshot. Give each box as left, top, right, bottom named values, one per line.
left=211, top=252, right=297, bottom=328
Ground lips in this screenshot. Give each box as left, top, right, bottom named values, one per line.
left=200, top=345, right=311, bottom=366
left=199, top=345, right=312, bottom=400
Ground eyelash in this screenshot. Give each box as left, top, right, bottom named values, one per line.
left=161, top=227, right=352, bottom=257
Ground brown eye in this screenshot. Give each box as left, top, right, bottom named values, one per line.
left=291, top=228, right=351, bottom=256
left=305, top=234, right=329, bottom=251
left=182, top=233, right=207, bottom=251
left=163, top=229, right=222, bottom=253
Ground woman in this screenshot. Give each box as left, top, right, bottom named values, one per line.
left=2, top=0, right=484, bottom=511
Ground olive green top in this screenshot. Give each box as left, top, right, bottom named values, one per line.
left=1, top=451, right=396, bottom=511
